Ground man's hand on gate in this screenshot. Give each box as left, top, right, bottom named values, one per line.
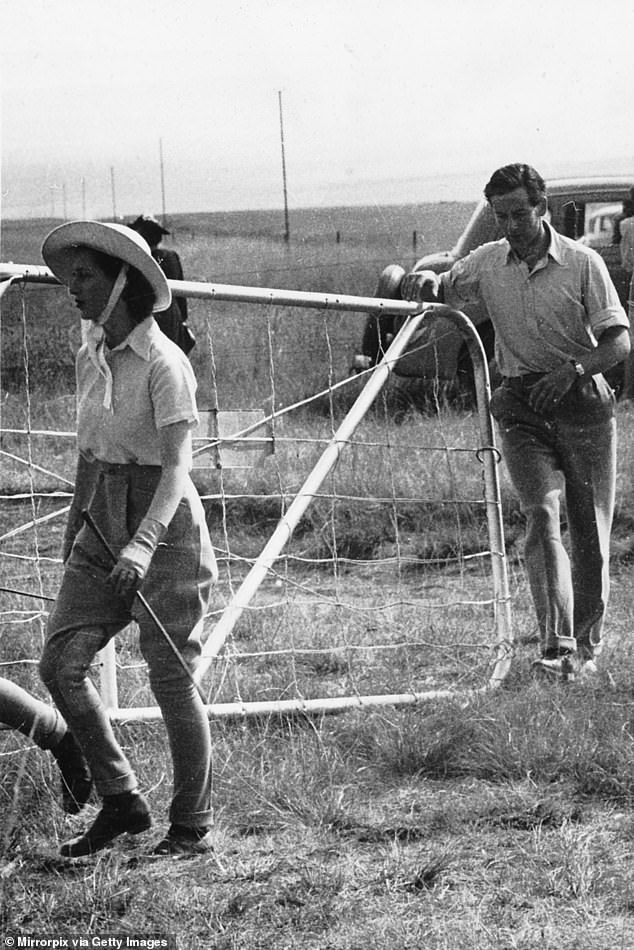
left=400, top=269, right=440, bottom=304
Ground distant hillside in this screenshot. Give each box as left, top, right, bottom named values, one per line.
left=0, top=201, right=476, bottom=398
left=167, top=202, right=474, bottom=247
left=0, top=201, right=475, bottom=264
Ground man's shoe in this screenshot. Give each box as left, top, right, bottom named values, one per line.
left=575, top=658, right=598, bottom=681
left=50, top=731, right=92, bottom=814
left=532, top=652, right=598, bottom=683
left=351, top=354, right=372, bottom=373
left=60, top=790, right=151, bottom=858
left=351, top=264, right=407, bottom=375
left=150, top=824, right=214, bottom=857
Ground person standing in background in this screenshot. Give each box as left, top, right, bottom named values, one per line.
left=617, top=198, right=634, bottom=396
left=130, top=214, right=196, bottom=355
left=619, top=200, right=634, bottom=276
left=612, top=188, right=634, bottom=246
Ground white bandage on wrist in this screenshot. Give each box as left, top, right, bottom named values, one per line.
left=118, top=517, right=167, bottom=579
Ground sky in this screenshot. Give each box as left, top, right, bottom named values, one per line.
left=1, top=0, right=633, bottom=219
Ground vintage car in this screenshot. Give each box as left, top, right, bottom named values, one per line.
left=578, top=203, right=624, bottom=248
left=354, top=176, right=633, bottom=396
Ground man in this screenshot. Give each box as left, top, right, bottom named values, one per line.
left=621, top=202, right=634, bottom=374
left=612, top=188, right=634, bottom=247
left=129, top=215, right=195, bottom=355
left=402, top=163, right=630, bottom=681
left=619, top=199, right=634, bottom=276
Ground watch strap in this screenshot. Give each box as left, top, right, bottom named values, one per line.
left=570, top=359, right=585, bottom=377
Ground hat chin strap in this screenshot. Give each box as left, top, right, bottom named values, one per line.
left=80, top=264, right=129, bottom=343
left=82, top=264, right=129, bottom=411
left=98, top=263, right=129, bottom=326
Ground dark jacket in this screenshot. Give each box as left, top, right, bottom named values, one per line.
left=152, top=248, right=195, bottom=354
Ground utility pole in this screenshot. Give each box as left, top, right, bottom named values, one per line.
left=110, top=166, right=117, bottom=220
left=278, top=90, right=290, bottom=243
left=81, top=176, right=86, bottom=218
left=62, top=183, right=68, bottom=220
left=159, top=137, right=167, bottom=226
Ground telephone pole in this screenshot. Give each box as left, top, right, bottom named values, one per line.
left=159, top=138, right=167, bottom=226
left=110, top=166, right=117, bottom=220
left=278, top=90, right=290, bottom=242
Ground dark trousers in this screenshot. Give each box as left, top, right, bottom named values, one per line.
left=491, top=374, right=616, bottom=658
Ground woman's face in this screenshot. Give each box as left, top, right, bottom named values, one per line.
left=67, top=247, right=115, bottom=322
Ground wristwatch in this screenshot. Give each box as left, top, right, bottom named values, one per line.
left=570, top=359, right=585, bottom=377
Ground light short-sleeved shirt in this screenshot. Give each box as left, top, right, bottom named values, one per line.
left=76, top=316, right=199, bottom=465
left=440, top=221, right=629, bottom=377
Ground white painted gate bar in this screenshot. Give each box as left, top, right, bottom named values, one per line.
left=0, top=265, right=513, bottom=718
left=193, top=303, right=512, bottom=691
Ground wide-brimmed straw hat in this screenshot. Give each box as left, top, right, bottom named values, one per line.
left=41, top=220, right=171, bottom=312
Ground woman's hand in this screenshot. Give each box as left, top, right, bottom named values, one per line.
left=108, top=560, right=141, bottom=599
left=108, top=517, right=166, bottom=598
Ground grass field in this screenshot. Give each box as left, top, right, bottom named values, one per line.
left=2, top=205, right=634, bottom=949
left=0, top=201, right=471, bottom=402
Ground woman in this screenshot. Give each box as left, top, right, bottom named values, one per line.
left=39, top=221, right=217, bottom=858
left=0, top=676, right=91, bottom=813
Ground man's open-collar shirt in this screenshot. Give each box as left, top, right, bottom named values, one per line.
left=441, top=220, right=629, bottom=378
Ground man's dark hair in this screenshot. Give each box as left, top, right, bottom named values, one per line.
left=90, top=249, right=156, bottom=323
left=484, top=163, right=547, bottom=207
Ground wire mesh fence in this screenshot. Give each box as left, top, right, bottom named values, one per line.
left=0, top=261, right=512, bottom=725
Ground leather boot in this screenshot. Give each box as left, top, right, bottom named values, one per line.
left=151, top=824, right=214, bottom=856
left=60, top=790, right=151, bottom=857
